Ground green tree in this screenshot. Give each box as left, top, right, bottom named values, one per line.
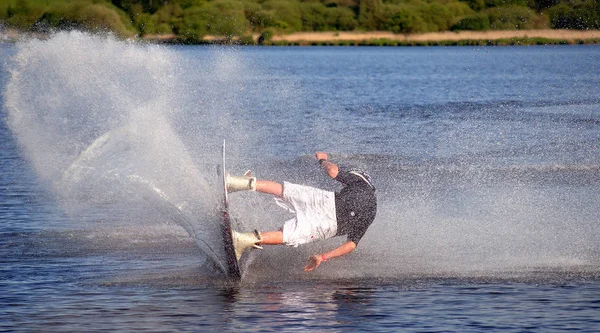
left=77, top=3, right=132, bottom=35
left=486, top=5, right=537, bottom=29
left=330, top=6, right=358, bottom=30
left=262, top=0, right=302, bottom=31
left=244, top=1, right=271, bottom=30
left=534, top=0, right=560, bottom=10
left=461, top=0, right=486, bottom=11
left=381, top=4, right=427, bottom=33
left=548, top=0, right=600, bottom=29
left=5, top=0, right=44, bottom=30
left=445, top=1, right=476, bottom=18
left=451, top=13, right=490, bottom=30
left=485, top=0, right=528, bottom=8
left=202, top=0, right=248, bottom=37
left=174, top=5, right=209, bottom=39
left=136, top=13, right=156, bottom=35
left=300, top=2, right=329, bottom=30
left=359, top=0, right=383, bottom=30
left=420, top=2, right=453, bottom=31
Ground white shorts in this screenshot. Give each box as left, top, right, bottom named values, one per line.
left=274, top=182, right=337, bottom=247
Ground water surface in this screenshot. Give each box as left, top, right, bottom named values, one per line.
left=1, top=34, right=599, bottom=331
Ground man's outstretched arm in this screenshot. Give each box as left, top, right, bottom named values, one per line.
left=315, top=152, right=339, bottom=179
left=304, top=240, right=357, bottom=272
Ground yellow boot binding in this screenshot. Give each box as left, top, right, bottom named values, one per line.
left=232, top=229, right=263, bottom=261
left=226, top=171, right=256, bottom=193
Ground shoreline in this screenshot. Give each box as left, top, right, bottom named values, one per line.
left=271, top=30, right=600, bottom=42
left=2, top=29, right=600, bottom=46
left=141, top=29, right=600, bottom=45
left=265, top=30, right=600, bottom=46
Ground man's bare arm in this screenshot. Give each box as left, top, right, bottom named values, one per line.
left=304, top=240, right=357, bottom=272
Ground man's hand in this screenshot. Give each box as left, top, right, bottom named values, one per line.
left=316, top=152, right=339, bottom=178
left=304, top=254, right=323, bottom=272
left=304, top=241, right=357, bottom=272
left=315, top=152, right=328, bottom=161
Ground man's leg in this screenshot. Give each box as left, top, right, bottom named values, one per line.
left=259, top=230, right=283, bottom=245
left=254, top=181, right=285, bottom=245
left=227, top=175, right=285, bottom=255
left=227, top=172, right=282, bottom=197
left=255, top=180, right=283, bottom=197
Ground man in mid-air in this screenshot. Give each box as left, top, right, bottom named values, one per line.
left=227, top=152, right=377, bottom=272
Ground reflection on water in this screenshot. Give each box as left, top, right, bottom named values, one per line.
left=208, top=278, right=600, bottom=332
left=2, top=224, right=600, bottom=332
left=218, top=284, right=377, bottom=331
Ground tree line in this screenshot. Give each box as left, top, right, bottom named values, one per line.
left=1, top=0, right=599, bottom=42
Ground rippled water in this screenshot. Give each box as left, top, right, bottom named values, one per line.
left=1, top=33, right=599, bottom=331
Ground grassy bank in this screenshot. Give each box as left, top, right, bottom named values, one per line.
left=137, top=29, right=600, bottom=46
left=3, top=28, right=600, bottom=46
left=261, top=29, right=600, bottom=46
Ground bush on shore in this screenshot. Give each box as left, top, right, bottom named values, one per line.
left=1, top=0, right=598, bottom=41
left=1, top=0, right=133, bottom=36
left=548, top=0, right=600, bottom=29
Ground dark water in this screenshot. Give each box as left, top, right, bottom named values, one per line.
left=1, top=32, right=600, bottom=331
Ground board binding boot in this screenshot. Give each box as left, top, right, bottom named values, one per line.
left=226, top=170, right=256, bottom=193
left=232, top=229, right=263, bottom=261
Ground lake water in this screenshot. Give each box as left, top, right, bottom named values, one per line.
left=1, top=31, right=599, bottom=332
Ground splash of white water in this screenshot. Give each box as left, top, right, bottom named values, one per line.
left=4, top=31, right=228, bottom=274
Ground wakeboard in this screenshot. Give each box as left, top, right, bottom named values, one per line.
left=219, top=140, right=241, bottom=280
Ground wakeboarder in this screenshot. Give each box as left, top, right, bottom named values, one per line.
left=227, top=152, right=377, bottom=272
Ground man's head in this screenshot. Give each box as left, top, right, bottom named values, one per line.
left=338, top=167, right=375, bottom=190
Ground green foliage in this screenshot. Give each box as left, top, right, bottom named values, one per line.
left=257, top=27, right=274, bottom=43
left=300, top=2, right=328, bottom=30
left=172, top=0, right=249, bottom=40
left=3, top=0, right=45, bottom=30
left=534, top=0, right=560, bottom=10
left=243, top=1, right=269, bottom=30
left=445, top=1, right=475, bottom=17
left=0, top=0, right=133, bottom=36
left=460, top=0, right=528, bottom=11
left=451, top=3, right=538, bottom=30
left=380, top=4, right=427, bottom=32
left=136, top=13, right=155, bottom=35
left=111, top=0, right=172, bottom=14
left=484, top=0, right=528, bottom=8
left=420, top=2, right=453, bottom=31
left=461, top=0, right=485, bottom=11
left=335, top=7, right=359, bottom=30
left=451, top=12, right=490, bottom=29
left=380, top=1, right=471, bottom=33
left=485, top=5, right=537, bottom=29
left=262, top=0, right=302, bottom=31
left=173, top=6, right=206, bottom=39
left=73, top=2, right=132, bottom=35
left=299, top=2, right=357, bottom=30
left=548, top=0, right=600, bottom=29
left=1, top=0, right=597, bottom=41
left=203, top=0, right=248, bottom=37
left=359, top=0, right=383, bottom=29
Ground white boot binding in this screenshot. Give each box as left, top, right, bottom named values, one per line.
left=226, top=170, right=257, bottom=193
left=232, top=229, right=263, bottom=261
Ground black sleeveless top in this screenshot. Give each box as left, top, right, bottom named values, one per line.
left=334, top=168, right=377, bottom=244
